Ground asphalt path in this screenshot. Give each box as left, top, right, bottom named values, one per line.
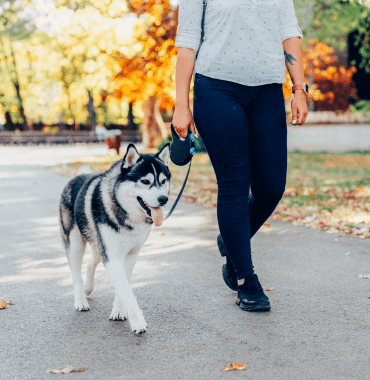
left=1, top=144, right=370, bottom=380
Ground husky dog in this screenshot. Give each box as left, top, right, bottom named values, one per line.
left=59, top=143, right=171, bottom=334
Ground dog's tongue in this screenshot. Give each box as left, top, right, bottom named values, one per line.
left=149, top=206, right=163, bottom=226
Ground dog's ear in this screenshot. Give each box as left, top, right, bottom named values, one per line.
left=122, top=143, right=141, bottom=169
left=156, top=143, right=171, bottom=166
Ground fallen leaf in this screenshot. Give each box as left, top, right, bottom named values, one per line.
left=284, top=187, right=296, bottom=196
left=359, top=274, right=370, bottom=279
left=222, top=362, right=247, bottom=371
left=0, top=300, right=8, bottom=309
left=354, top=186, right=370, bottom=198
left=222, top=364, right=235, bottom=372
left=46, top=365, right=86, bottom=374
left=161, top=232, right=166, bottom=236
left=263, top=222, right=270, bottom=226
left=263, top=287, right=275, bottom=291
left=234, top=362, right=247, bottom=370
left=303, top=187, right=315, bottom=196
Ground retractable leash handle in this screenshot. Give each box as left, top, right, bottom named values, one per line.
left=163, top=124, right=195, bottom=221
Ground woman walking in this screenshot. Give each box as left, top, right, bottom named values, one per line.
left=172, top=0, right=308, bottom=311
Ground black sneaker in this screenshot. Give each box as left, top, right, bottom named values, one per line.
left=235, top=274, right=271, bottom=312
left=217, top=233, right=238, bottom=291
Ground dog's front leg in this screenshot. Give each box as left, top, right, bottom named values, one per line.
left=110, top=291, right=127, bottom=321
left=109, top=250, right=140, bottom=321
left=105, top=259, right=147, bottom=334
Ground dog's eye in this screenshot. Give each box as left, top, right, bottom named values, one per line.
left=161, top=179, right=166, bottom=185
left=141, top=180, right=150, bottom=185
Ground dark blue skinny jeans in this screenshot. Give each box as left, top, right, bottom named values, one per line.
left=193, top=73, right=287, bottom=280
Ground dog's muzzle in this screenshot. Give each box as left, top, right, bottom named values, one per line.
left=137, top=197, right=164, bottom=226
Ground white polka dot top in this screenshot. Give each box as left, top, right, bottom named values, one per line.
left=174, top=0, right=303, bottom=86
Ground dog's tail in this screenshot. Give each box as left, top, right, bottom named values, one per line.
left=76, top=164, right=93, bottom=176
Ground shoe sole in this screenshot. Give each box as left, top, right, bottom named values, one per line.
left=218, top=234, right=238, bottom=291
left=217, top=234, right=227, bottom=257
left=235, top=299, right=271, bottom=312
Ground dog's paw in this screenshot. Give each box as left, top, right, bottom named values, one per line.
left=74, top=299, right=90, bottom=311
left=109, top=306, right=127, bottom=321
left=128, top=311, right=147, bottom=335
left=84, top=283, right=94, bottom=296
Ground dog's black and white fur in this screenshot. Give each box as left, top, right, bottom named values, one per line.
left=59, top=143, right=171, bottom=334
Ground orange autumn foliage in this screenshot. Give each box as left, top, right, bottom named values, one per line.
left=108, top=0, right=178, bottom=108
left=283, top=40, right=357, bottom=111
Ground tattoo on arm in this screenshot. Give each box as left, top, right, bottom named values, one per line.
left=284, top=50, right=297, bottom=65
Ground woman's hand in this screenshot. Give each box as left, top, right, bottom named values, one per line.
left=290, top=90, right=308, bottom=125
left=172, top=104, right=198, bottom=140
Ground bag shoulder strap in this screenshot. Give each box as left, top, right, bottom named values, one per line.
left=195, top=0, right=207, bottom=60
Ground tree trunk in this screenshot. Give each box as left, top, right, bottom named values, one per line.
left=13, top=81, right=30, bottom=130
left=5, top=111, right=14, bottom=130
left=61, top=67, right=77, bottom=130
left=87, top=90, right=96, bottom=131
left=142, top=96, right=168, bottom=149
left=127, top=102, right=137, bottom=130
left=2, top=38, right=31, bottom=130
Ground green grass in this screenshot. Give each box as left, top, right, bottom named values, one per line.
left=64, top=150, right=370, bottom=235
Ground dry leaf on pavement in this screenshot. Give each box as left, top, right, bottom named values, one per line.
left=222, top=362, right=247, bottom=371
left=262, top=287, right=275, bottom=291
left=46, top=365, right=86, bottom=374
left=234, top=362, right=246, bottom=370
left=222, top=364, right=235, bottom=372
left=0, top=300, right=15, bottom=309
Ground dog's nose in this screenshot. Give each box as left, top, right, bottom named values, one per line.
left=157, top=196, right=168, bottom=206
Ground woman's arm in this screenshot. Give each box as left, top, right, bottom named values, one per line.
left=283, top=37, right=308, bottom=125
left=278, top=0, right=308, bottom=125
left=173, top=0, right=204, bottom=139
left=175, top=47, right=196, bottom=109
left=173, top=47, right=198, bottom=139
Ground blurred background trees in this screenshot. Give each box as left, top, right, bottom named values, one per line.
left=0, top=0, right=370, bottom=146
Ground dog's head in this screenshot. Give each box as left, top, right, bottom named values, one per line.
left=116, top=143, right=171, bottom=226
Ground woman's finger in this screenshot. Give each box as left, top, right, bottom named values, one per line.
left=175, top=126, right=188, bottom=140
left=297, top=104, right=308, bottom=125
left=296, top=108, right=304, bottom=125
left=301, top=110, right=309, bottom=125
left=189, top=121, right=199, bottom=139
left=291, top=103, right=298, bottom=125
